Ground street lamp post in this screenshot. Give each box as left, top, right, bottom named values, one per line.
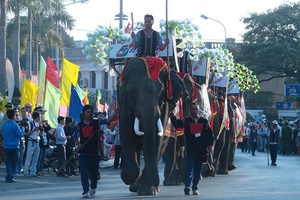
left=114, top=0, right=128, bottom=29
left=200, top=14, right=227, bottom=49
left=55, top=0, right=89, bottom=69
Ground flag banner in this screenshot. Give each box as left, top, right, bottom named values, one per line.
left=240, top=93, right=246, bottom=124
left=75, top=83, right=86, bottom=102
left=37, top=56, right=46, bottom=106
left=96, top=89, right=102, bottom=112
left=99, top=104, right=104, bottom=112
left=44, top=81, right=62, bottom=128
left=5, top=58, right=15, bottom=101
left=46, top=56, right=60, bottom=88
left=191, top=57, right=209, bottom=76
left=59, top=105, right=68, bottom=117
left=82, top=89, right=89, bottom=105
left=104, top=102, right=109, bottom=114
left=199, top=84, right=212, bottom=121
left=218, top=78, right=230, bottom=139
left=60, top=58, right=80, bottom=106
left=211, top=75, right=228, bottom=87
left=20, top=78, right=38, bottom=110
left=69, top=85, right=83, bottom=123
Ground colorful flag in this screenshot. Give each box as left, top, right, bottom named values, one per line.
left=82, top=89, right=89, bottom=105
left=104, top=102, right=109, bottom=114
left=60, top=58, right=80, bottom=106
left=96, top=89, right=102, bottom=112
left=240, top=93, right=246, bottom=123
left=75, top=83, right=85, bottom=102
left=37, top=56, right=46, bottom=106
left=218, top=77, right=230, bottom=139
left=46, top=56, right=60, bottom=88
left=69, top=84, right=83, bottom=123
left=20, top=78, right=38, bottom=110
left=43, top=81, right=62, bottom=128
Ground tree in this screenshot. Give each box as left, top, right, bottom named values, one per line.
left=6, top=0, right=75, bottom=80
left=234, top=2, right=300, bottom=83
left=0, top=0, right=7, bottom=96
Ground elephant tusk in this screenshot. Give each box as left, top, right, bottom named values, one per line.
left=134, top=117, right=144, bottom=136
left=157, top=118, right=163, bottom=136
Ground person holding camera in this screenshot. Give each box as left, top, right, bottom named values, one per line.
left=36, top=119, right=53, bottom=176
left=23, top=111, right=42, bottom=177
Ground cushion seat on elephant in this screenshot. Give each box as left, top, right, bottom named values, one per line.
left=119, top=57, right=167, bottom=84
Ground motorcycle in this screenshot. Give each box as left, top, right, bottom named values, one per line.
left=43, top=141, right=59, bottom=173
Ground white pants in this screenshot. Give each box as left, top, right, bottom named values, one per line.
left=24, top=141, right=40, bottom=175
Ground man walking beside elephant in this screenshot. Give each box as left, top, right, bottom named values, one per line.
left=170, top=102, right=214, bottom=195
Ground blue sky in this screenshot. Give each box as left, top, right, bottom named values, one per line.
left=66, top=0, right=298, bottom=42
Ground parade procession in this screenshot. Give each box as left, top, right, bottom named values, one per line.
left=1, top=0, right=300, bottom=199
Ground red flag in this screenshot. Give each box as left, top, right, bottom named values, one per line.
left=46, top=56, right=60, bottom=88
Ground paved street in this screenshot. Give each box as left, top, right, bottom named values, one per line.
left=0, top=150, right=300, bottom=200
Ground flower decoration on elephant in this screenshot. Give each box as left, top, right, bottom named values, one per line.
left=82, top=26, right=131, bottom=66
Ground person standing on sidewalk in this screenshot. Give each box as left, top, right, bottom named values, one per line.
left=281, top=121, right=292, bottom=155
left=249, top=124, right=258, bottom=156
left=2, top=109, right=24, bottom=182
left=23, top=112, right=42, bottom=177
left=267, top=120, right=281, bottom=166
left=64, top=116, right=77, bottom=176
left=55, top=116, right=69, bottom=177
left=170, top=102, right=214, bottom=196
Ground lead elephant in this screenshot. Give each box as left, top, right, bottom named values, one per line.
left=118, top=57, right=188, bottom=195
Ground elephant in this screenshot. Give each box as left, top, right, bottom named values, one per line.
left=162, top=73, right=195, bottom=186
left=117, top=57, right=188, bottom=195
left=211, top=90, right=237, bottom=175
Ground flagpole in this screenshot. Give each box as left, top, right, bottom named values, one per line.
left=166, top=0, right=169, bottom=70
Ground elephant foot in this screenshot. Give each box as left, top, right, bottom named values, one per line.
left=121, top=166, right=141, bottom=185
left=129, top=183, right=138, bottom=192
left=163, top=179, right=182, bottom=186
left=228, top=164, right=236, bottom=171
left=201, top=163, right=215, bottom=177
left=137, top=186, right=159, bottom=195
left=217, top=169, right=229, bottom=175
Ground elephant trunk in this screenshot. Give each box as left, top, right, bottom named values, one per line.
left=134, top=117, right=144, bottom=136
left=134, top=117, right=164, bottom=136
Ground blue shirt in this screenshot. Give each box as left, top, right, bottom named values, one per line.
left=2, top=119, right=24, bottom=149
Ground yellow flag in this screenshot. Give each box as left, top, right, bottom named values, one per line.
left=60, top=58, right=80, bottom=106
left=20, top=78, right=38, bottom=110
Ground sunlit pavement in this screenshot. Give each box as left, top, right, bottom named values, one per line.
left=0, top=150, right=300, bottom=200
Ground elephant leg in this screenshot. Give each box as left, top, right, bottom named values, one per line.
left=218, top=121, right=235, bottom=175
left=228, top=141, right=237, bottom=171
left=163, top=136, right=177, bottom=185
left=163, top=136, right=185, bottom=185
left=137, top=132, right=161, bottom=195
left=120, top=115, right=141, bottom=186
left=213, top=129, right=226, bottom=175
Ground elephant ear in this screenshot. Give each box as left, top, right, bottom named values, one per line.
left=169, top=70, right=188, bottom=104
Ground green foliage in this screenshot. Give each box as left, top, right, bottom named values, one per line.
left=235, top=2, right=300, bottom=83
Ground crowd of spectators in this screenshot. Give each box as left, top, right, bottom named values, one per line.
left=240, top=114, right=300, bottom=165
